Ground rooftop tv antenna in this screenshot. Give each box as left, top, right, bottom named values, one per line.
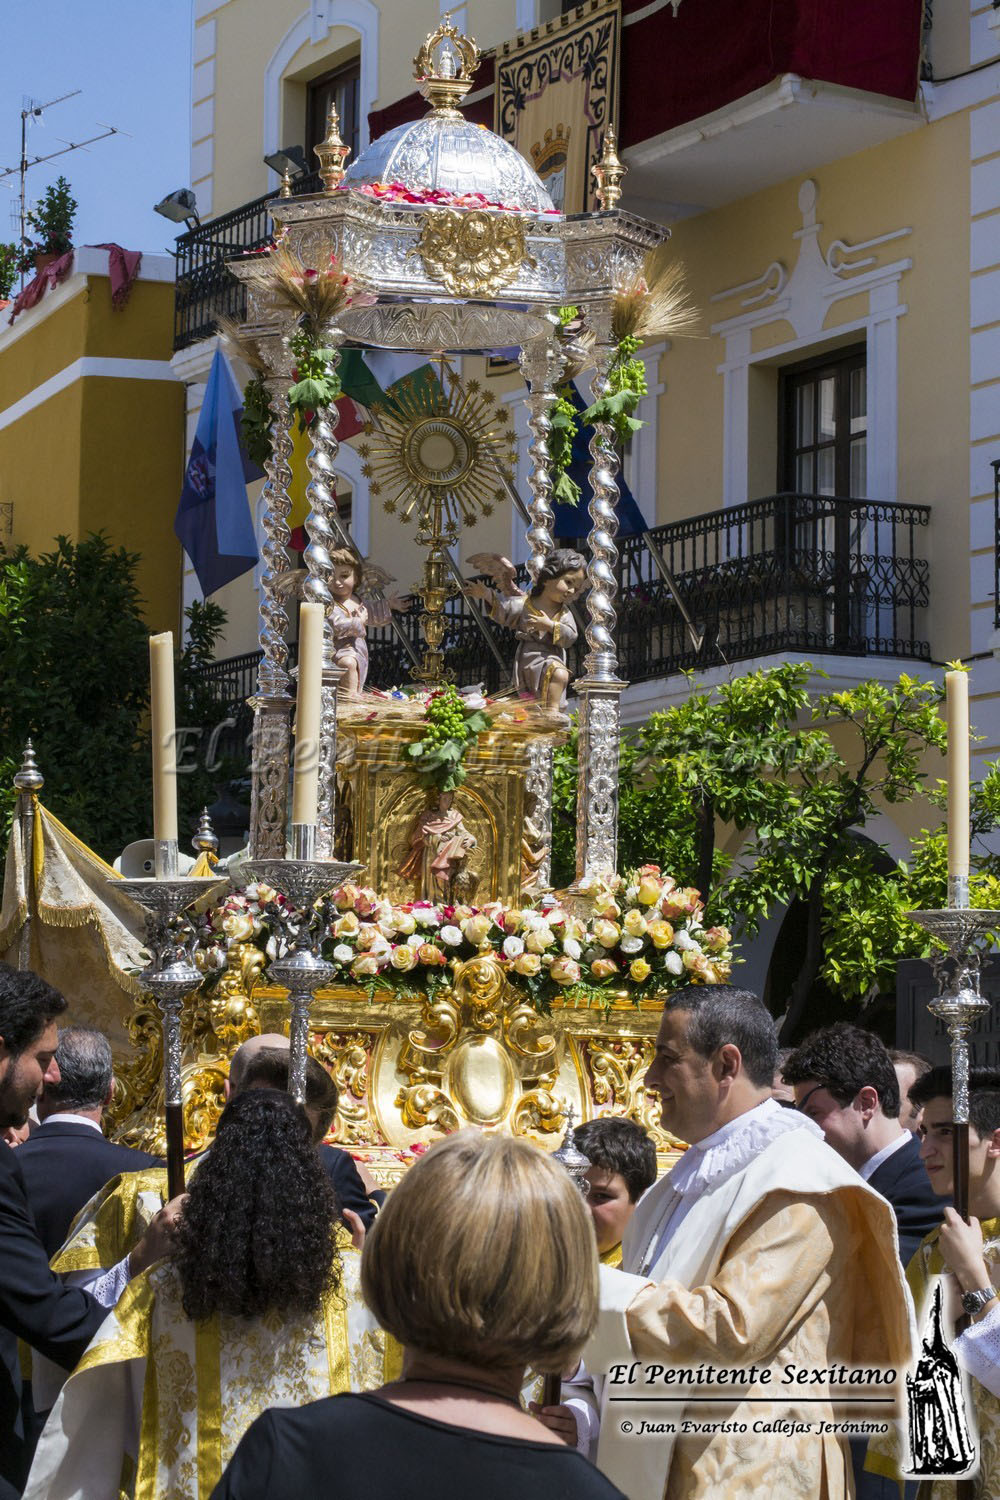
left=0, top=91, right=123, bottom=289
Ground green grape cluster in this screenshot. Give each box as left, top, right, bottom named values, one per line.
left=421, top=686, right=469, bottom=747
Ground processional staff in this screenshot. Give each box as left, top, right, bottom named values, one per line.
left=907, top=667, right=998, bottom=1494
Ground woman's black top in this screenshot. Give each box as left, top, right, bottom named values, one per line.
left=210, top=1391, right=626, bottom=1500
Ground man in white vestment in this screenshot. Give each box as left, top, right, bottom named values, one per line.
left=579, top=985, right=914, bottom=1500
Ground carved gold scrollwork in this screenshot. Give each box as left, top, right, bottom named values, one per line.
left=578, top=1033, right=680, bottom=1150
left=313, top=1030, right=380, bottom=1145
left=412, top=209, right=535, bottom=298
left=394, top=954, right=569, bottom=1138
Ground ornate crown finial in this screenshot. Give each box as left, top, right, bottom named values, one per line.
left=315, top=101, right=351, bottom=194
left=13, top=738, right=43, bottom=793
left=591, top=121, right=627, bottom=211
left=414, top=14, right=481, bottom=116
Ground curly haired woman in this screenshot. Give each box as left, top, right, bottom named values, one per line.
left=26, top=1090, right=396, bottom=1500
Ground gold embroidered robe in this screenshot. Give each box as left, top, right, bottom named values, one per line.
left=26, top=1226, right=400, bottom=1500
left=866, top=1216, right=1000, bottom=1499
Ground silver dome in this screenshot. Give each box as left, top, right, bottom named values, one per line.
left=342, top=113, right=555, bottom=214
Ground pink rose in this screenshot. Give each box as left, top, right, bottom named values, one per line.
left=549, top=956, right=582, bottom=985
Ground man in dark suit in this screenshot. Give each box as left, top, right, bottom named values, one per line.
left=783, top=1023, right=949, bottom=1500
left=0, top=967, right=105, bottom=1495
left=16, top=1027, right=160, bottom=1256
left=783, top=1022, right=949, bottom=1264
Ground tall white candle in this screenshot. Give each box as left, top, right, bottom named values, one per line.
left=149, top=633, right=178, bottom=846
left=292, top=602, right=324, bottom=828
left=946, top=669, right=970, bottom=881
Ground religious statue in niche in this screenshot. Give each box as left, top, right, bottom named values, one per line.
left=399, top=791, right=478, bottom=903
left=328, top=549, right=407, bottom=696
left=465, top=549, right=586, bottom=713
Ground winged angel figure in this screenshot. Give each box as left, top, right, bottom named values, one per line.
left=465, top=549, right=586, bottom=712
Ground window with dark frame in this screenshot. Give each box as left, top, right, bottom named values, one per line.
left=779, top=345, right=867, bottom=499
left=306, top=59, right=361, bottom=175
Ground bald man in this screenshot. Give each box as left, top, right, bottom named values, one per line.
left=49, top=1034, right=377, bottom=1288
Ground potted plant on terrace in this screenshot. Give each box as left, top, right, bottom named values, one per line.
left=26, top=176, right=77, bottom=271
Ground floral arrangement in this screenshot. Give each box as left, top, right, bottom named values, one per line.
left=197, top=864, right=733, bottom=1014
left=336, top=180, right=563, bottom=217
left=407, top=684, right=490, bottom=793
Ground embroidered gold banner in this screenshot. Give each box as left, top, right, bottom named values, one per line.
left=495, top=0, right=621, bottom=216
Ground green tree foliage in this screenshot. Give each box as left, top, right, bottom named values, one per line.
left=0, top=535, right=152, bottom=859
left=552, top=665, right=954, bottom=1039
left=0, top=538, right=231, bottom=864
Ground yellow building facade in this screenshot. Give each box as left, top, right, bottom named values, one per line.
left=0, top=249, right=185, bottom=633
left=176, top=0, right=1000, bottom=844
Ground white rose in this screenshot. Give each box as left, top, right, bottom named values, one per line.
left=664, top=951, right=684, bottom=975
left=333, top=944, right=353, bottom=964
left=265, top=936, right=278, bottom=961
left=673, top=930, right=696, bottom=951
left=619, top=934, right=645, bottom=954
left=625, top=885, right=639, bottom=902
left=407, top=933, right=424, bottom=948
left=439, top=925, right=463, bottom=946
left=502, top=935, right=525, bottom=959
left=562, top=937, right=582, bottom=960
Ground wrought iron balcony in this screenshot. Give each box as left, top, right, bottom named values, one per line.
left=192, top=493, right=930, bottom=767
left=174, top=172, right=322, bottom=350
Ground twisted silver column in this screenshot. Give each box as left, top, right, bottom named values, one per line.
left=519, top=331, right=563, bottom=586
left=574, top=319, right=625, bottom=884
left=257, top=380, right=294, bottom=696
left=303, top=331, right=346, bottom=861
left=249, top=379, right=296, bottom=858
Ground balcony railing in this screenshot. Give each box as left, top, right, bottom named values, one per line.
left=192, top=494, right=930, bottom=760
left=174, top=172, right=322, bottom=350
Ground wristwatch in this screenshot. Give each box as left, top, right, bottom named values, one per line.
left=960, top=1286, right=997, bottom=1317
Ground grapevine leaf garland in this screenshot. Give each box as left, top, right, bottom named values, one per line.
left=240, top=374, right=274, bottom=467
left=579, top=333, right=648, bottom=445
left=407, top=684, right=491, bottom=793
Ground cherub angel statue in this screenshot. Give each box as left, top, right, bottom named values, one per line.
left=329, top=549, right=412, bottom=694
left=465, top=549, right=586, bottom=712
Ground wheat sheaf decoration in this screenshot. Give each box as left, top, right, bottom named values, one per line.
left=240, top=236, right=370, bottom=331
left=612, top=250, right=700, bottom=345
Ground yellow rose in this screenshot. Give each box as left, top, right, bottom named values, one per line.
left=391, top=910, right=416, bottom=935
left=513, top=952, right=541, bottom=977
left=648, top=919, right=675, bottom=950
left=351, top=953, right=380, bottom=977
left=524, top=926, right=555, bottom=954
left=636, top=876, right=662, bottom=905
left=623, top=910, right=648, bottom=937
left=333, top=911, right=360, bottom=937
left=462, top=914, right=492, bottom=947
left=391, top=945, right=418, bottom=972
left=629, top=958, right=652, bottom=983
left=592, top=919, right=621, bottom=949
left=591, top=957, right=619, bottom=980
left=417, top=943, right=446, bottom=966
left=222, top=911, right=254, bottom=942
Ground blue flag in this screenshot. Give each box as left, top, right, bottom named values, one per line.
left=174, top=350, right=262, bottom=596
left=551, top=381, right=649, bottom=539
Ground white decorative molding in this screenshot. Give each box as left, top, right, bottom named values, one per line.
left=264, top=3, right=379, bottom=191
left=710, top=179, right=912, bottom=507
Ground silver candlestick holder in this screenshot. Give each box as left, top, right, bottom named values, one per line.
left=115, top=872, right=230, bottom=1196
left=240, top=857, right=364, bottom=1104
left=907, top=891, right=1000, bottom=1241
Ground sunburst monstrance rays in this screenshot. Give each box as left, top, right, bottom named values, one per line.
left=356, top=368, right=517, bottom=532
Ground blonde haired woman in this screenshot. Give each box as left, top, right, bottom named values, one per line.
left=212, top=1130, right=625, bottom=1500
